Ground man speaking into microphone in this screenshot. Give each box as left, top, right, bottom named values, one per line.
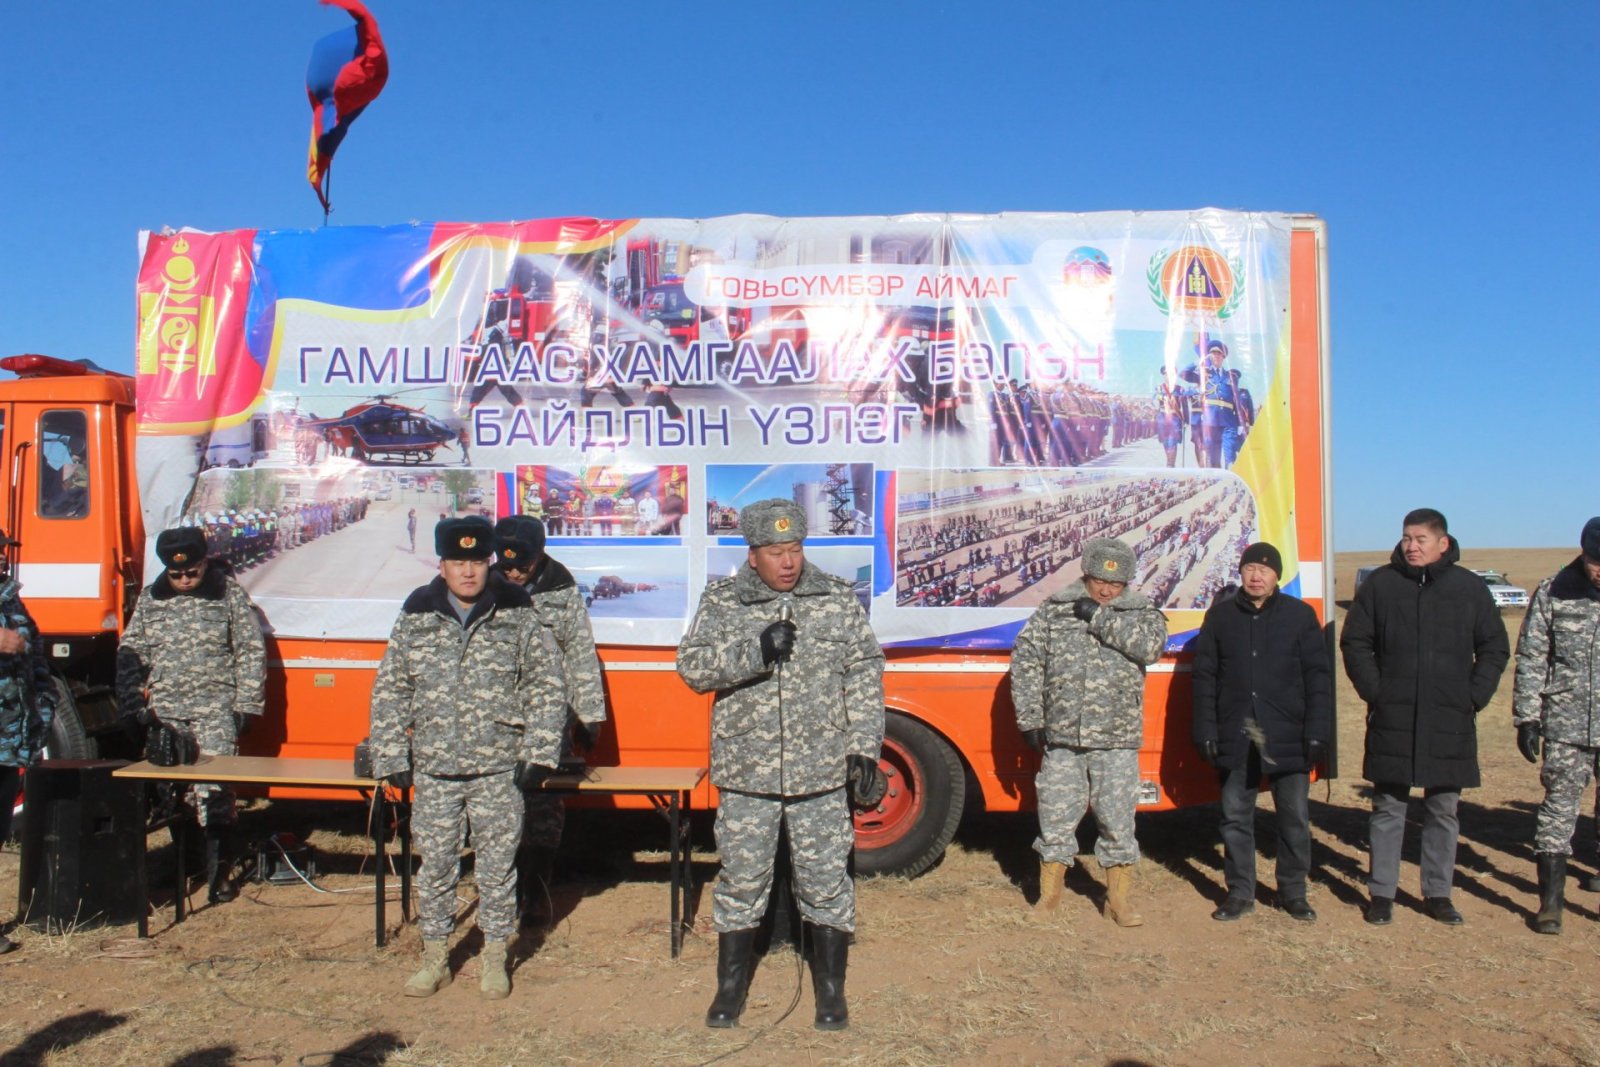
left=677, top=498, right=885, bottom=1031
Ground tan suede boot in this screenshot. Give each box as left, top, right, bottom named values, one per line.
left=403, top=940, right=451, bottom=997
left=1104, top=864, right=1144, bottom=927
left=1037, top=860, right=1067, bottom=911
left=480, top=940, right=511, bottom=1000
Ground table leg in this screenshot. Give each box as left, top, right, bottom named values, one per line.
left=373, top=788, right=387, bottom=948
left=173, top=817, right=188, bottom=924
left=669, top=790, right=682, bottom=959
left=135, top=786, right=149, bottom=939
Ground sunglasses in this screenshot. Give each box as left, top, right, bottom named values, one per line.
left=168, top=566, right=204, bottom=580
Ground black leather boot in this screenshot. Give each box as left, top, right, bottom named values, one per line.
left=807, top=923, right=850, bottom=1031
left=705, top=928, right=758, bottom=1028
left=205, top=829, right=237, bottom=904
left=1534, top=853, right=1566, bottom=935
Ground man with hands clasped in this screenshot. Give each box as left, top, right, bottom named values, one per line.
left=368, top=517, right=566, bottom=999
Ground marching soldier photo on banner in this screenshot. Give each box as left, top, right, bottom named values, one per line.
left=677, top=498, right=885, bottom=1031
left=491, top=514, right=608, bottom=929
left=117, top=526, right=268, bottom=906
left=1008, top=536, right=1167, bottom=926
left=1513, top=517, right=1600, bottom=934
left=367, top=516, right=566, bottom=1000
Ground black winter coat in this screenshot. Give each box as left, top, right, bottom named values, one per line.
left=1340, top=539, right=1509, bottom=789
left=1191, top=589, right=1332, bottom=774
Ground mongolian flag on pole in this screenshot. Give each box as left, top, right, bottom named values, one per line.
left=305, top=0, right=388, bottom=217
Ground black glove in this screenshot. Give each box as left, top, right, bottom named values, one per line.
left=1516, top=722, right=1542, bottom=764
left=1022, top=728, right=1047, bottom=754
left=1200, top=739, right=1220, bottom=766
left=123, top=704, right=156, bottom=729
left=846, top=754, right=887, bottom=808
left=1305, top=738, right=1328, bottom=767
left=1073, top=597, right=1098, bottom=623
left=383, top=770, right=413, bottom=792
left=573, top=719, right=603, bottom=753
left=759, top=620, right=798, bottom=665
left=514, top=760, right=556, bottom=792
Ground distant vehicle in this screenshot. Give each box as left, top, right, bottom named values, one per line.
left=1354, top=564, right=1528, bottom=609
left=1471, top=569, right=1529, bottom=609
left=297, top=395, right=457, bottom=465
left=375, top=486, right=393, bottom=501
left=465, top=487, right=485, bottom=505
left=397, top=474, right=415, bottom=489
left=577, top=581, right=594, bottom=608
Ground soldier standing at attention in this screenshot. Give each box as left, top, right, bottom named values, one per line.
left=1010, top=537, right=1167, bottom=926
left=677, top=499, right=885, bottom=1031
left=117, top=526, right=266, bottom=905
left=1513, top=517, right=1600, bottom=934
left=493, top=514, right=607, bottom=928
left=369, top=517, right=565, bottom=999
left=0, top=528, right=57, bottom=954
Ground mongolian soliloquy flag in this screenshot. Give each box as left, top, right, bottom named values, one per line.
left=305, top=0, right=388, bottom=215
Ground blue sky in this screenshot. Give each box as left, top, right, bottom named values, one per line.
left=3, top=2, right=1595, bottom=549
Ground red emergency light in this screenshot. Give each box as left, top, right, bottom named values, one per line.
left=2, top=354, right=106, bottom=378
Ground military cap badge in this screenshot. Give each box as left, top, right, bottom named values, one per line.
left=461, top=535, right=477, bottom=549
left=1104, top=559, right=1118, bottom=572
left=775, top=517, right=791, bottom=533
left=503, top=547, right=519, bottom=560
left=173, top=551, right=190, bottom=564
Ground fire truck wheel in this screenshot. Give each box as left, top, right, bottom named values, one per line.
left=853, top=712, right=965, bottom=879
left=44, top=676, right=97, bottom=761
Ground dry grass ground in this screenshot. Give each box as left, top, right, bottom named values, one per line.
left=1, top=549, right=1596, bottom=1067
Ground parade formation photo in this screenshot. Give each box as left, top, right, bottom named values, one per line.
left=0, top=3, right=1594, bottom=1066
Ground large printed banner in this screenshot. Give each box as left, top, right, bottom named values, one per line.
left=134, top=211, right=1297, bottom=648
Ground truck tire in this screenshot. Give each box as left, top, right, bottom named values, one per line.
left=44, top=676, right=97, bottom=760
left=7, top=678, right=98, bottom=843
left=853, top=712, right=965, bottom=878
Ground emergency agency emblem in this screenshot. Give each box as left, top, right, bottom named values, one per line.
left=1147, top=245, right=1245, bottom=319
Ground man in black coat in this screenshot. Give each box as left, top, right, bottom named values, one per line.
left=1341, top=508, right=1509, bottom=926
left=1193, top=542, right=1332, bottom=922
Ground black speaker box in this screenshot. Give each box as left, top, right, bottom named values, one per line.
left=17, top=759, right=142, bottom=932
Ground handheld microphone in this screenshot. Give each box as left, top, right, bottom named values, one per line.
left=776, top=599, right=794, bottom=663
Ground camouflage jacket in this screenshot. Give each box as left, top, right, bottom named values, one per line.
left=0, top=578, right=57, bottom=767
left=677, top=561, right=884, bottom=796
left=369, top=576, right=566, bottom=778
left=116, top=566, right=267, bottom=747
left=1514, top=559, right=1600, bottom=746
left=520, top=558, right=606, bottom=726
left=1009, top=579, right=1167, bottom=750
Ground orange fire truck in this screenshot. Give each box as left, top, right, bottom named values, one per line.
left=3, top=216, right=1332, bottom=878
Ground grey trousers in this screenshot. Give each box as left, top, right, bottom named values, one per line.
left=1368, top=783, right=1460, bottom=900
left=1219, top=748, right=1311, bottom=901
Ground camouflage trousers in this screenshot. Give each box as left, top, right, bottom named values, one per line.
left=413, top=769, right=522, bottom=942
left=523, top=792, right=567, bottom=850
left=713, top=787, right=855, bottom=934
left=1033, top=745, right=1141, bottom=868
left=1535, top=738, right=1600, bottom=856
left=169, top=716, right=238, bottom=829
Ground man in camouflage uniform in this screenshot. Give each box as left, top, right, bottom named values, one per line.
left=117, top=526, right=266, bottom=905
left=1010, top=537, right=1167, bottom=926
left=492, top=514, right=607, bottom=928
left=0, top=528, right=57, bottom=953
left=677, top=499, right=885, bottom=1031
left=1514, top=516, right=1600, bottom=934
left=368, top=517, right=565, bottom=1000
